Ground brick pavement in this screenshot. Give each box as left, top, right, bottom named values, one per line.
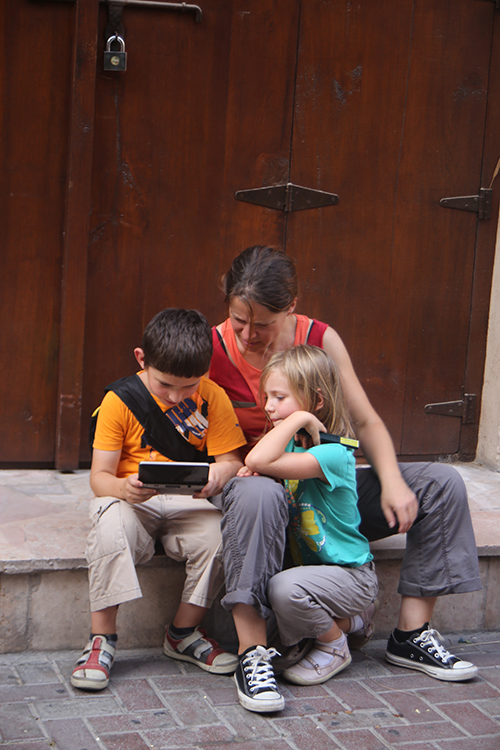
left=0, top=632, right=499, bottom=749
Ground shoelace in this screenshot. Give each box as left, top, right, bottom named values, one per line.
left=243, top=646, right=280, bottom=693
left=414, top=628, right=454, bottom=664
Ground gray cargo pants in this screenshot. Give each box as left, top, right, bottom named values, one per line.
left=216, top=462, right=481, bottom=619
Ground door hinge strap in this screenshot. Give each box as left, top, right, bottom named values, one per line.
left=235, top=183, right=338, bottom=212
left=440, top=188, right=492, bottom=219
left=33, top=0, right=203, bottom=22
left=424, top=394, right=477, bottom=424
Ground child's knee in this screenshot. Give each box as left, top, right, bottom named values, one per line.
left=268, top=570, right=302, bottom=616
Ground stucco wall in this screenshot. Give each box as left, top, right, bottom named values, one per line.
left=477, top=208, right=500, bottom=471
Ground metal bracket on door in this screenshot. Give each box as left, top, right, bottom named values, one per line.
left=117, top=1, right=202, bottom=22
left=235, top=183, right=339, bottom=212
left=439, top=188, right=493, bottom=219
left=424, top=394, right=477, bottom=424
left=439, top=187, right=492, bottom=219
left=35, top=0, right=203, bottom=23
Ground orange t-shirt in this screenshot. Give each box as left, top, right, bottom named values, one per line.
left=93, top=373, right=246, bottom=477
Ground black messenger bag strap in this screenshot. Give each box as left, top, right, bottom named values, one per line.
left=105, top=374, right=208, bottom=462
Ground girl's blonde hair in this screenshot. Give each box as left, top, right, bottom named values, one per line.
left=260, top=345, right=355, bottom=438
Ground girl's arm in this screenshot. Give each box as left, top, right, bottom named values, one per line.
left=245, top=411, right=326, bottom=481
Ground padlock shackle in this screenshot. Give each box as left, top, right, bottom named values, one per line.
left=106, top=35, right=125, bottom=52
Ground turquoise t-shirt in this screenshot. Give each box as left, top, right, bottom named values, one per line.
left=285, top=440, right=373, bottom=568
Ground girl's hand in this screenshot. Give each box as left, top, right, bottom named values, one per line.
left=295, top=413, right=326, bottom=448
left=237, top=466, right=260, bottom=477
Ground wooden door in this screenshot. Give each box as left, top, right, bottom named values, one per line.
left=0, top=1, right=78, bottom=466
left=80, top=0, right=299, bottom=464
left=285, top=0, right=499, bottom=459
left=1, top=0, right=498, bottom=468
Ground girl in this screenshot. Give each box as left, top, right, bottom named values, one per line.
left=244, top=345, right=378, bottom=685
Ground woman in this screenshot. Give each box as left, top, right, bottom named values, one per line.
left=211, top=246, right=480, bottom=712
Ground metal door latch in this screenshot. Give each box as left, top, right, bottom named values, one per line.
left=235, top=183, right=338, bottom=212
left=440, top=188, right=492, bottom=220
left=424, top=394, right=477, bottom=424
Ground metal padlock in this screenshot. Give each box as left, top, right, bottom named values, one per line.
left=104, top=35, right=127, bottom=72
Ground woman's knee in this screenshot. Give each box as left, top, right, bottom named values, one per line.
left=221, top=476, right=288, bottom=525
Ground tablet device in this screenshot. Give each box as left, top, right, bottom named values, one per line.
left=138, top=461, right=210, bottom=495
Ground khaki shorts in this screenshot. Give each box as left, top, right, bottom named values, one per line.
left=86, top=494, right=224, bottom=612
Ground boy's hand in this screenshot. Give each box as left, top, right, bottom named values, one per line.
left=123, top=474, right=157, bottom=504
left=193, top=450, right=243, bottom=498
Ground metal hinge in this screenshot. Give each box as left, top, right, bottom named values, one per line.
left=424, top=394, right=477, bottom=424
left=235, top=183, right=338, bottom=212
left=440, top=188, right=492, bottom=220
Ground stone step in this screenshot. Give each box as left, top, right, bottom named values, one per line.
left=0, top=464, right=499, bottom=653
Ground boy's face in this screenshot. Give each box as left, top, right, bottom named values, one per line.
left=144, top=367, right=201, bottom=407
left=134, top=348, right=201, bottom=407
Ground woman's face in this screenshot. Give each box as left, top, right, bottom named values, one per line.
left=228, top=297, right=292, bottom=355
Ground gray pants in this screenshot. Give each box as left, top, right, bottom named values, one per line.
left=356, top=463, right=482, bottom=597
left=217, top=462, right=481, bottom=619
left=268, top=561, right=378, bottom=646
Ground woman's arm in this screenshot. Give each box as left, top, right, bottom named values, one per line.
left=321, top=326, right=418, bottom=532
left=245, top=411, right=326, bottom=481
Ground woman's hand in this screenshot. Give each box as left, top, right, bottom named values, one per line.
left=380, top=475, right=418, bottom=533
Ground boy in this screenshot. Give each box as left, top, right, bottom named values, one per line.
left=71, top=308, right=246, bottom=690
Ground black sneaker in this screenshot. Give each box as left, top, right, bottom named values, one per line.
left=386, top=625, right=478, bottom=682
left=234, top=645, right=285, bottom=713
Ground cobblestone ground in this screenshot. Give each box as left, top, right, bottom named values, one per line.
left=1, top=632, right=499, bottom=749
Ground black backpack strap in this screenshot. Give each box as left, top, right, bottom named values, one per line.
left=94, top=374, right=207, bottom=462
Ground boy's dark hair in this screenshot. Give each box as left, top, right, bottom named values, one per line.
left=141, top=308, right=212, bottom=377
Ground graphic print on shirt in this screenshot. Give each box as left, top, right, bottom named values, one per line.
left=165, top=397, right=209, bottom=440
left=285, top=478, right=327, bottom=563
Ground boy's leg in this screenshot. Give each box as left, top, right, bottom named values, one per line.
left=72, top=496, right=162, bottom=691
left=268, top=563, right=378, bottom=686
left=216, top=476, right=288, bottom=713
left=357, top=463, right=480, bottom=681
left=159, top=495, right=238, bottom=674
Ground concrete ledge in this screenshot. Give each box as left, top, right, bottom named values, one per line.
left=0, top=464, right=499, bottom=652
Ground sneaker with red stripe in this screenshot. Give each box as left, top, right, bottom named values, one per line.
left=71, top=635, right=116, bottom=691
left=164, top=627, right=238, bottom=674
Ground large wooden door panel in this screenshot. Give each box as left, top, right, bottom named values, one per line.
left=395, top=0, right=494, bottom=455
left=288, top=0, right=415, bottom=448
left=0, top=2, right=74, bottom=464
left=2, top=1, right=498, bottom=467
left=287, top=0, right=496, bottom=457
left=80, top=0, right=299, bottom=461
